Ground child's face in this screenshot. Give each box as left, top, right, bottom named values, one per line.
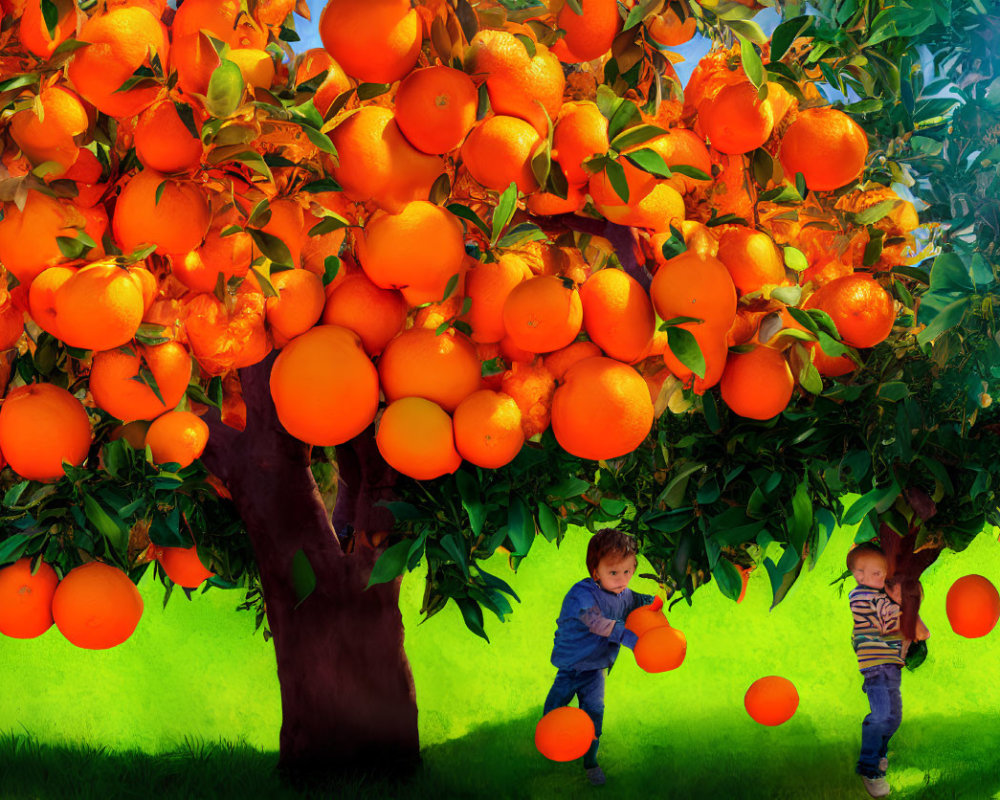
left=851, top=552, right=887, bottom=589
left=592, top=553, right=636, bottom=594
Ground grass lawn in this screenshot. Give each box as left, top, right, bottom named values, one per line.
left=1, top=517, right=999, bottom=798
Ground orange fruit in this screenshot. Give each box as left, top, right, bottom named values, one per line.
left=551, top=356, right=654, bottom=460
left=51, top=562, right=143, bottom=650
left=535, top=707, right=595, bottom=762
left=295, top=48, right=352, bottom=117
left=145, top=410, right=209, bottom=468
left=461, top=115, right=542, bottom=194
left=378, top=327, right=481, bottom=413
left=182, top=289, right=271, bottom=375
left=9, top=86, right=89, bottom=179
left=543, top=341, right=602, bottom=382
left=463, top=254, right=533, bottom=344
left=700, top=81, right=775, bottom=155
left=633, top=624, right=687, bottom=672
left=744, top=676, right=799, bottom=726
left=551, top=101, right=610, bottom=186
left=19, top=0, right=76, bottom=58
left=318, top=0, right=422, bottom=84
left=28, top=265, right=76, bottom=338
left=525, top=184, right=588, bottom=216
left=551, top=0, right=621, bottom=63
left=109, top=420, right=150, bottom=449
left=502, top=275, right=583, bottom=354
left=500, top=361, right=555, bottom=439
left=0, top=293, right=24, bottom=351
left=600, top=180, right=686, bottom=231
left=719, top=346, right=794, bottom=420
left=265, top=269, right=326, bottom=343
left=808, top=341, right=856, bottom=377
left=945, top=574, right=1000, bottom=638
left=467, top=30, right=564, bottom=135
left=113, top=170, right=211, bottom=258
left=643, top=127, right=713, bottom=194
left=780, top=107, right=869, bottom=191
left=62, top=148, right=107, bottom=209
left=647, top=7, right=697, bottom=47
left=376, top=397, right=462, bottom=480
left=395, top=66, right=478, bottom=155
left=328, top=106, right=442, bottom=213
left=0, top=558, right=59, bottom=639
left=171, top=0, right=262, bottom=49
left=227, top=48, right=276, bottom=89
left=269, top=325, right=379, bottom=445
left=89, top=341, right=192, bottom=422
left=356, top=201, right=465, bottom=306
left=0, top=191, right=86, bottom=286
left=587, top=161, right=657, bottom=220
left=650, top=251, right=737, bottom=332
left=321, top=272, right=407, bottom=356
left=625, top=596, right=669, bottom=637
left=158, top=546, right=214, bottom=589
left=0, top=383, right=92, bottom=482
left=579, top=268, right=655, bottom=363
left=54, top=263, right=146, bottom=352
left=716, top=227, right=787, bottom=295
left=453, top=389, right=525, bottom=469
left=804, top=274, right=895, bottom=349
left=134, top=100, right=203, bottom=174
left=67, top=6, right=169, bottom=119
left=175, top=225, right=253, bottom=293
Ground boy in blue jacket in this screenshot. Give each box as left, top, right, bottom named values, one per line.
left=543, top=529, right=654, bottom=786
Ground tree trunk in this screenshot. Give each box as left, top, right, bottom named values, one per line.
left=879, top=522, right=941, bottom=640
left=202, top=354, right=419, bottom=775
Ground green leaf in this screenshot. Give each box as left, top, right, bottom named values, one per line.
left=491, top=183, right=518, bottom=245
left=307, top=213, right=351, bottom=237
left=4, top=481, right=30, bottom=507
left=230, top=150, right=274, bottom=182
left=765, top=553, right=804, bottom=609
left=783, top=246, right=808, bottom=272
left=455, top=470, right=486, bottom=537
left=83, top=494, right=128, bottom=554
left=291, top=549, right=316, bottom=608
left=456, top=597, right=489, bottom=642
left=41, top=0, right=59, bottom=37
left=842, top=482, right=901, bottom=527
left=728, top=19, right=767, bottom=46
left=356, top=82, right=391, bottom=101
left=440, top=534, right=470, bottom=580
left=323, top=256, right=341, bottom=286
left=604, top=159, right=629, bottom=203
left=173, top=101, right=200, bottom=140
left=625, top=148, right=673, bottom=178
left=817, top=330, right=849, bottom=358
left=915, top=297, right=969, bottom=346
left=788, top=479, right=812, bottom=557
left=852, top=200, right=897, bottom=226
left=367, top=539, right=410, bottom=587
left=496, top=223, right=548, bottom=249
left=798, top=359, right=823, bottom=394
left=606, top=99, right=641, bottom=141
left=659, top=224, right=687, bottom=261
left=670, top=164, right=711, bottom=181
left=248, top=228, right=294, bottom=266
left=877, top=381, right=909, bottom=402
left=712, top=559, right=743, bottom=602
left=666, top=327, right=705, bottom=378
left=206, top=59, right=245, bottom=118
left=507, top=496, right=535, bottom=555
left=447, top=203, right=491, bottom=238
left=738, top=35, right=765, bottom=89
left=299, top=124, right=336, bottom=155
left=0, top=533, right=32, bottom=565
left=609, top=124, right=667, bottom=152
left=770, top=15, right=812, bottom=62
left=538, top=504, right=560, bottom=543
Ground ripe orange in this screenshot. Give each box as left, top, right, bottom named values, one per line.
left=89, top=341, right=192, bottom=422
left=171, top=0, right=262, bottom=49
left=650, top=251, right=737, bottom=332
left=265, top=269, right=326, bottom=344
left=461, top=115, right=542, bottom=194
left=599, top=180, right=686, bottom=231
left=134, top=100, right=203, bottom=174
left=0, top=558, right=59, bottom=639
left=808, top=341, right=855, bottom=377
left=551, top=0, right=621, bottom=63
left=552, top=101, right=610, bottom=186
left=579, top=269, right=655, bottom=363
left=587, top=162, right=657, bottom=220
left=227, top=48, right=276, bottom=90
left=113, top=170, right=211, bottom=258
left=525, top=184, right=588, bottom=216
left=535, top=707, right=595, bottom=762
left=500, top=361, right=556, bottom=438
left=551, top=356, right=654, bottom=460
left=463, top=254, right=533, bottom=344
left=780, top=107, right=869, bottom=191
left=318, top=0, right=422, bottom=84
left=51, top=561, right=143, bottom=650
left=9, top=86, right=89, bottom=179
left=633, top=624, right=687, bottom=672
left=543, top=341, right=602, bottom=382
left=0, top=383, right=92, bottom=482
left=19, top=0, right=76, bottom=58
left=0, top=292, right=24, bottom=351
left=625, top=596, right=669, bottom=637
left=376, top=397, right=462, bottom=480
left=145, top=410, right=209, bottom=468
left=745, top=676, right=799, bottom=726
left=378, top=327, right=481, bottom=413
left=804, top=274, right=895, bottom=349
left=646, top=7, right=697, bottom=47
left=295, top=48, right=352, bottom=117
left=183, top=289, right=271, bottom=375
left=716, top=227, right=787, bottom=295
left=946, top=574, right=1000, bottom=638
left=158, top=546, right=214, bottom=589
left=719, top=346, right=794, bottom=420
left=28, top=265, right=76, bottom=338
left=643, top=127, right=713, bottom=194
left=62, top=148, right=107, bottom=209
left=502, top=275, right=583, bottom=354
left=0, top=191, right=85, bottom=286
left=54, top=263, right=146, bottom=351
left=322, top=273, right=407, bottom=356
left=453, top=389, right=525, bottom=469
left=700, top=81, right=775, bottom=155
left=395, top=66, right=478, bottom=155
left=269, top=325, right=379, bottom=445
left=175, top=226, right=253, bottom=293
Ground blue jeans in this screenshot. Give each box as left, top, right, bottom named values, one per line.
left=544, top=668, right=605, bottom=768
left=857, top=664, right=902, bottom=778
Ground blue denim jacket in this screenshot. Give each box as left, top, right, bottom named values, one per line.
left=550, top=579, right=654, bottom=671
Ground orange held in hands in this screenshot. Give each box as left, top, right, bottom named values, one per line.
left=745, top=675, right=799, bottom=726
left=633, top=624, right=687, bottom=672
left=52, top=561, right=143, bottom=650
left=0, top=558, right=59, bottom=639
left=625, top=596, right=670, bottom=638
left=946, top=574, right=1000, bottom=638
left=535, top=706, right=595, bottom=762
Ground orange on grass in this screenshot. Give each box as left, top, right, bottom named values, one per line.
left=9, top=86, right=89, bottom=179
left=113, top=170, right=211, bottom=258
left=145, top=410, right=209, bottom=468
left=266, top=269, right=326, bottom=343
left=270, top=325, right=379, bottom=445
left=0, top=558, right=59, bottom=639
left=461, top=115, right=542, bottom=195
left=633, top=624, right=687, bottom=672
left=946, top=574, right=1000, bottom=638
left=183, top=289, right=271, bottom=375
left=28, top=265, right=76, bottom=338
left=378, top=327, right=481, bottom=413
left=89, top=341, right=192, bottom=422
left=395, top=66, right=478, bottom=155
left=462, top=254, right=533, bottom=344
left=19, top=0, right=76, bottom=58
left=804, top=274, right=895, bottom=349
left=467, top=30, right=564, bottom=134
left=328, top=106, right=442, bottom=213
left=158, top=546, right=214, bottom=589
left=551, top=101, right=610, bottom=187
left=780, top=107, right=868, bottom=191
left=579, top=269, right=655, bottom=363
left=647, top=7, right=697, bottom=47
left=322, top=273, right=407, bottom=356
left=744, top=676, right=799, bottom=726
left=551, top=0, right=621, bottom=63
left=535, top=707, right=595, bottom=762
left=0, top=191, right=83, bottom=286
left=716, top=227, right=787, bottom=295
left=0, top=383, right=91, bottom=482
left=543, top=341, right=602, bottom=382
left=700, top=81, right=775, bottom=155
left=319, top=0, right=422, bottom=84
left=67, top=6, right=169, bottom=119
left=51, top=562, right=143, bottom=650
left=551, top=356, right=654, bottom=460
left=453, top=389, right=525, bottom=469
left=54, top=263, right=145, bottom=351
left=719, top=345, right=794, bottom=420
left=502, top=275, right=583, bottom=354
left=625, top=596, right=669, bottom=638
left=375, top=397, right=462, bottom=480
left=134, top=100, right=203, bottom=174
left=650, top=251, right=737, bottom=332
left=356, top=200, right=465, bottom=305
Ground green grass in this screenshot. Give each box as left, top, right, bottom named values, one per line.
left=2, top=520, right=1000, bottom=798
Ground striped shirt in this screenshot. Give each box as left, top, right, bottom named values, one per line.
left=849, top=585, right=904, bottom=670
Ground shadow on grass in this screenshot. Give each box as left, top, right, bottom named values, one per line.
left=2, top=711, right=999, bottom=800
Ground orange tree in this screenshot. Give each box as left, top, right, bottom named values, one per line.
left=0, top=0, right=997, bottom=776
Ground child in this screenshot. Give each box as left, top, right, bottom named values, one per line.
left=884, top=575, right=931, bottom=664
left=543, top=529, right=654, bottom=786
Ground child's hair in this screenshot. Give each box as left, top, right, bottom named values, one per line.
left=586, top=529, right=639, bottom=576
left=846, top=542, right=886, bottom=571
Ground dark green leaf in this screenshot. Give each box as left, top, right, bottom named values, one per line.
left=440, top=534, right=470, bottom=580
left=842, top=482, right=901, bottom=527
left=455, top=471, right=486, bottom=537
left=491, top=183, right=518, bottom=245
left=367, top=540, right=410, bottom=587
left=605, top=159, right=629, bottom=203
left=666, top=327, right=705, bottom=378
left=291, top=549, right=316, bottom=608
left=712, top=559, right=743, bottom=601
left=248, top=228, right=294, bottom=266
left=456, top=597, right=489, bottom=642
left=625, top=148, right=673, bottom=178
left=83, top=494, right=128, bottom=554
left=770, top=15, right=812, bottom=62
left=356, top=83, right=391, bottom=101
left=447, top=203, right=491, bottom=238
left=496, top=223, right=548, bottom=249
left=610, top=124, right=667, bottom=152
left=507, top=496, right=535, bottom=555
left=738, top=35, right=765, bottom=89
